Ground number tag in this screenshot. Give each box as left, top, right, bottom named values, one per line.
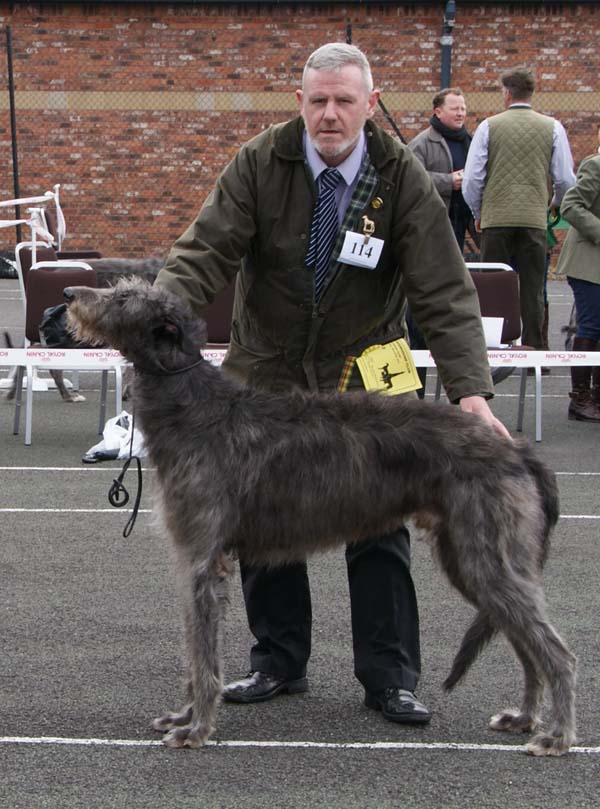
left=339, top=230, right=384, bottom=270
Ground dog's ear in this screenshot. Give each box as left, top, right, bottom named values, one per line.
left=154, top=314, right=205, bottom=354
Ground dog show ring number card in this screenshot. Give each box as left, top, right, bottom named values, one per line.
left=339, top=229, right=384, bottom=269
left=355, top=338, right=422, bottom=396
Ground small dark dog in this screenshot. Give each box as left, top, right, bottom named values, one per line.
left=65, top=278, right=577, bottom=757
left=3, top=329, right=85, bottom=403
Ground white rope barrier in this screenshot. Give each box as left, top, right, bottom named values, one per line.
left=2, top=347, right=599, bottom=370
left=2, top=347, right=599, bottom=442
left=0, top=348, right=127, bottom=369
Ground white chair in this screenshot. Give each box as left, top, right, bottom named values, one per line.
left=11, top=263, right=123, bottom=445
left=435, top=262, right=535, bottom=436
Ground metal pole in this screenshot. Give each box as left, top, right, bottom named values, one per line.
left=440, top=0, right=456, bottom=89
left=345, top=20, right=406, bottom=144
left=6, top=25, right=22, bottom=243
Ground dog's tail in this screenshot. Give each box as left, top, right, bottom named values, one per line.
left=442, top=612, right=496, bottom=691
left=518, top=439, right=560, bottom=567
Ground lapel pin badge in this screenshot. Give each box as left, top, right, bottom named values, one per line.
left=361, top=215, right=376, bottom=245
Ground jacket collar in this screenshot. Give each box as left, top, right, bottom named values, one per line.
left=274, top=117, right=397, bottom=174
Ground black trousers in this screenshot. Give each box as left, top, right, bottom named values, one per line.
left=240, top=526, right=421, bottom=694
left=480, top=226, right=547, bottom=349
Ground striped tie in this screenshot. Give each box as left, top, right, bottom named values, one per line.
left=305, top=168, right=342, bottom=300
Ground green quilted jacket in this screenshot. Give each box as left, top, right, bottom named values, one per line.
left=155, top=117, right=493, bottom=401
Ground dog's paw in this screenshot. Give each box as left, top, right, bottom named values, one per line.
left=63, top=392, right=86, bottom=403
left=526, top=731, right=574, bottom=757
left=152, top=704, right=193, bottom=733
left=162, top=724, right=212, bottom=749
left=489, top=709, right=537, bottom=733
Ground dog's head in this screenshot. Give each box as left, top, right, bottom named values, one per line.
left=64, top=277, right=207, bottom=370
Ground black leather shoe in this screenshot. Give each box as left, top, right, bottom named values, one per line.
left=222, top=671, right=309, bottom=704
left=365, top=688, right=431, bottom=724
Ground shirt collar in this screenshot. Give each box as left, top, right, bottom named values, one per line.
left=304, top=130, right=365, bottom=187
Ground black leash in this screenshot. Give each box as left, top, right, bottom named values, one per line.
left=108, top=410, right=143, bottom=538
left=107, top=355, right=205, bottom=536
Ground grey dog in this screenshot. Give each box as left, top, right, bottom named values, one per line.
left=65, top=277, right=576, bottom=757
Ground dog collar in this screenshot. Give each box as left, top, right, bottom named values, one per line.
left=134, top=357, right=206, bottom=376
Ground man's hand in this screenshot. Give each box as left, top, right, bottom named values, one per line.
left=459, top=395, right=511, bottom=439
left=451, top=170, right=464, bottom=190
left=474, top=218, right=482, bottom=233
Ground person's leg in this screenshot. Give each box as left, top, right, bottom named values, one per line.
left=346, top=527, right=430, bottom=723
left=512, top=228, right=547, bottom=349
left=479, top=227, right=514, bottom=266
left=592, top=361, right=600, bottom=406
left=542, top=253, right=550, bottom=350
left=567, top=277, right=600, bottom=422
left=222, top=562, right=311, bottom=701
left=406, top=307, right=427, bottom=399
left=449, top=202, right=469, bottom=253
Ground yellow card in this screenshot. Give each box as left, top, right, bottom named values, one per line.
left=355, top=338, right=422, bottom=396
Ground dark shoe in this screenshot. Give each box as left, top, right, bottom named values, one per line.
left=82, top=448, right=119, bottom=464
left=222, top=671, right=308, bottom=704
left=364, top=687, right=431, bottom=724
left=491, top=366, right=515, bottom=385
left=568, top=390, right=600, bottom=423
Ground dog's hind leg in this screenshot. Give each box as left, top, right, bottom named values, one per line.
left=524, top=622, right=577, bottom=757
left=489, top=633, right=544, bottom=734
left=487, top=589, right=576, bottom=756
left=161, top=554, right=229, bottom=749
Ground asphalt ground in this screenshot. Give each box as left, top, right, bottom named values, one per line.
left=1, top=277, right=599, bottom=809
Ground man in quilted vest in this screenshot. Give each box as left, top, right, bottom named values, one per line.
left=463, top=67, right=575, bottom=350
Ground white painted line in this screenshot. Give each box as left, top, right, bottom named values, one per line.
left=0, top=466, right=151, bottom=472
left=0, top=735, right=598, bottom=754
left=0, top=508, right=151, bottom=513
left=0, top=508, right=597, bottom=519
left=1, top=467, right=598, bottom=475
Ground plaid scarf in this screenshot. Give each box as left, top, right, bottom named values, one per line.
left=318, top=152, right=380, bottom=296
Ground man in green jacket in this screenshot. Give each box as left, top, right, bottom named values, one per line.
left=554, top=127, right=600, bottom=422
left=155, top=43, right=508, bottom=725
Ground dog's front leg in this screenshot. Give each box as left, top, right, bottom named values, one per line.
left=152, top=664, right=194, bottom=734
left=52, top=370, right=86, bottom=402
left=160, top=556, right=228, bottom=749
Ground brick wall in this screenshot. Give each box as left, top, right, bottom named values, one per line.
left=0, top=2, right=598, bottom=257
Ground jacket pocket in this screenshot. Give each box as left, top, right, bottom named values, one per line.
left=223, top=336, right=287, bottom=390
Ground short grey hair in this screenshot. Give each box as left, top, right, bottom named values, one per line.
left=501, top=66, right=535, bottom=101
left=302, top=43, right=374, bottom=94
